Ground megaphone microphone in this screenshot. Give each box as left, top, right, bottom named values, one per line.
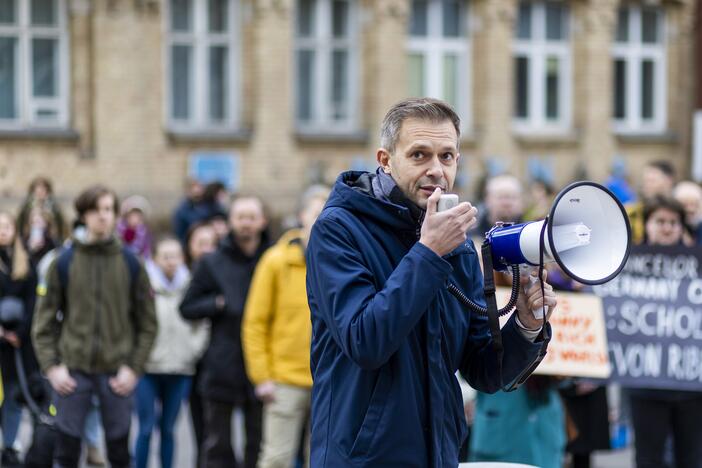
left=440, top=181, right=631, bottom=391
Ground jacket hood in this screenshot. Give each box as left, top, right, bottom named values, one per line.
left=273, top=229, right=305, bottom=266
left=325, top=171, right=418, bottom=231
left=145, top=260, right=190, bottom=294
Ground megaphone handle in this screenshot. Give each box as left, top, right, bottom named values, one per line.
left=523, top=265, right=545, bottom=320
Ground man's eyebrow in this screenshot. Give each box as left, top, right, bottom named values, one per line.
left=407, top=142, right=432, bottom=151
left=407, top=142, right=457, bottom=152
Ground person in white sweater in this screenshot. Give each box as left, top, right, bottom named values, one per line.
left=135, top=237, right=209, bottom=468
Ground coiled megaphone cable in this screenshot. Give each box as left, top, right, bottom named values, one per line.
left=446, top=218, right=551, bottom=391
left=446, top=264, right=520, bottom=317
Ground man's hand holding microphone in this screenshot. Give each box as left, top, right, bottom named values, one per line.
left=418, top=188, right=556, bottom=331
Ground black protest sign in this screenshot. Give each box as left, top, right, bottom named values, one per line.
left=594, top=244, right=702, bottom=391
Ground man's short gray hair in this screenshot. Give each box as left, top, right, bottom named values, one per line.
left=380, top=98, right=461, bottom=153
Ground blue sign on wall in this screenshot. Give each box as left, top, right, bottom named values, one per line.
left=188, top=152, right=240, bottom=191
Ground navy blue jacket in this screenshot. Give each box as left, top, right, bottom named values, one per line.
left=306, top=171, right=548, bottom=467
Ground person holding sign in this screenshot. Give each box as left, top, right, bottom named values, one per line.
left=305, top=98, right=558, bottom=467
left=628, top=195, right=702, bottom=468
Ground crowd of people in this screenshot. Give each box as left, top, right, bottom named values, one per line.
left=0, top=177, right=329, bottom=468
left=463, top=159, right=702, bottom=468
left=0, top=154, right=700, bottom=468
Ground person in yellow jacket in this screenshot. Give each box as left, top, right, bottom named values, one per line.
left=242, top=185, right=329, bottom=468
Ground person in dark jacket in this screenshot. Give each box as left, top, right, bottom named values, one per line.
left=628, top=195, right=702, bottom=468
left=306, top=98, right=558, bottom=468
left=547, top=265, right=610, bottom=468
left=180, top=195, right=269, bottom=468
left=173, top=179, right=226, bottom=244
left=32, top=185, right=158, bottom=468
left=0, top=211, right=38, bottom=466
left=182, top=221, right=218, bottom=468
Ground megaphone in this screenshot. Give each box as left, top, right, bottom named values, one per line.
left=442, top=181, right=631, bottom=392
left=485, top=181, right=631, bottom=286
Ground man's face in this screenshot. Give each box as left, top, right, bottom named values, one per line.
left=84, top=194, right=116, bottom=240
left=378, top=118, right=459, bottom=209
left=674, top=186, right=702, bottom=223
left=642, top=167, right=673, bottom=199
left=486, top=179, right=523, bottom=223
left=229, top=198, right=266, bottom=241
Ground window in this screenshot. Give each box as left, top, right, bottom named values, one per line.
left=612, top=6, right=665, bottom=134
left=512, top=1, right=571, bottom=134
left=0, top=0, right=69, bottom=129
left=407, top=0, right=471, bottom=130
left=166, top=0, right=240, bottom=131
left=294, top=0, right=359, bottom=133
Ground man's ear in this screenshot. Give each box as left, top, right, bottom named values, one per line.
left=376, top=148, right=392, bottom=174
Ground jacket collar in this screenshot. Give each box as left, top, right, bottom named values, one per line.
left=73, top=235, right=122, bottom=255
left=326, top=170, right=419, bottom=232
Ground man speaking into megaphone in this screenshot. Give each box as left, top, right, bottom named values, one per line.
left=305, top=98, right=558, bottom=468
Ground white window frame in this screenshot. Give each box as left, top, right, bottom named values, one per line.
left=164, top=0, right=241, bottom=133
left=294, top=0, right=360, bottom=134
left=406, top=0, right=471, bottom=132
left=0, top=0, right=70, bottom=130
left=512, top=1, right=571, bottom=135
left=612, top=6, right=666, bottom=135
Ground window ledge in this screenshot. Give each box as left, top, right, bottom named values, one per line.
left=0, top=127, right=80, bottom=141
left=167, top=128, right=253, bottom=144
left=295, top=129, right=369, bottom=144
left=514, top=130, right=580, bottom=145
left=616, top=132, right=678, bottom=144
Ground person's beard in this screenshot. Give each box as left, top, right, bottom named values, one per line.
left=233, top=229, right=257, bottom=244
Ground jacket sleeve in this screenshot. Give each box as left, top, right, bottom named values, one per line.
left=242, top=249, right=277, bottom=385
left=306, top=215, right=453, bottom=370
left=31, top=259, right=63, bottom=373
left=458, top=253, right=547, bottom=393
left=127, top=265, right=158, bottom=375
left=180, top=260, right=223, bottom=320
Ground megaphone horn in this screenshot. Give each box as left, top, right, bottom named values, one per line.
left=486, top=181, right=632, bottom=286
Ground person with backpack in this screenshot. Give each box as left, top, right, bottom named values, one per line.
left=32, top=185, right=157, bottom=468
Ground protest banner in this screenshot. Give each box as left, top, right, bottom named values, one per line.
left=594, top=244, right=702, bottom=391
left=496, top=287, right=610, bottom=378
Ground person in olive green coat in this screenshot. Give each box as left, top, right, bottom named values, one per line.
left=32, top=185, right=157, bottom=468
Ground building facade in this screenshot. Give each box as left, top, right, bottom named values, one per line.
left=0, top=0, right=695, bottom=218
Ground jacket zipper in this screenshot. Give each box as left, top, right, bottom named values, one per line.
left=415, top=212, right=424, bottom=240
left=91, top=254, right=101, bottom=371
